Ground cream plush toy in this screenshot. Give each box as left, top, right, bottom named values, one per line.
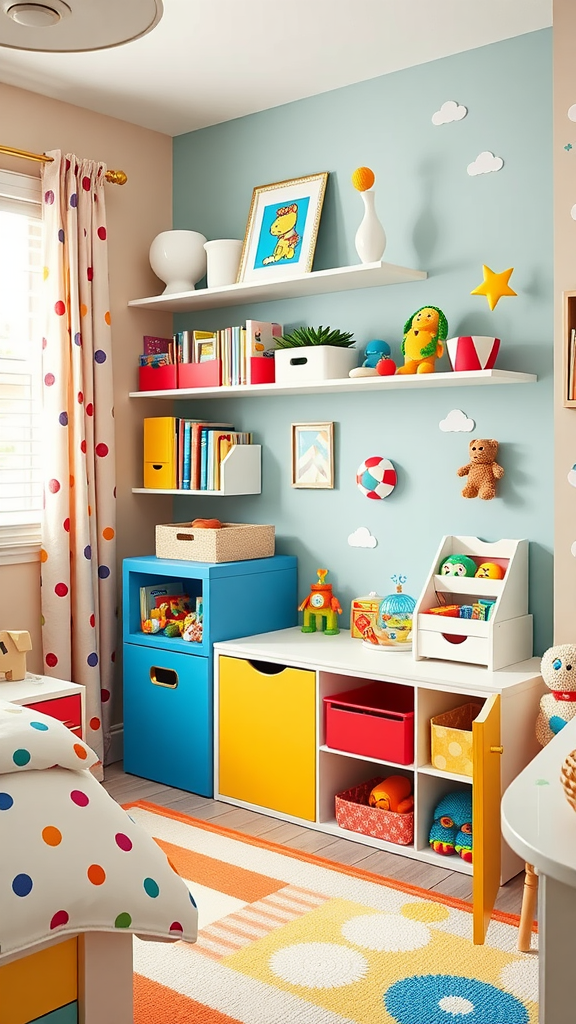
left=536, top=644, right=576, bottom=746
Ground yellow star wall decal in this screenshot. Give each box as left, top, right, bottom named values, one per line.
left=470, top=265, right=517, bottom=310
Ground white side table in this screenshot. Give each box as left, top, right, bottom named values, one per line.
left=0, top=672, right=85, bottom=739
left=501, top=716, right=576, bottom=1024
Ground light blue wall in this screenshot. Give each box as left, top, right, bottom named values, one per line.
left=171, top=30, right=553, bottom=654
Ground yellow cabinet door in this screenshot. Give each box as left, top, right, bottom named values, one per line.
left=472, top=693, right=502, bottom=944
left=218, top=656, right=316, bottom=820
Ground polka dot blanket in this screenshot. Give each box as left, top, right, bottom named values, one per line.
left=0, top=700, right=198, bottom=956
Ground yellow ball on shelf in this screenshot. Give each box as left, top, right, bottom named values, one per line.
left=352, top=166, right=375, bottom=192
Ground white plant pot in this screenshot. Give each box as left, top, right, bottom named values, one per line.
left=204, top=238, right=243, bottom=288
left=149, top=229, right=208, bottom=294
left=274, top=346, right=358, bottom=384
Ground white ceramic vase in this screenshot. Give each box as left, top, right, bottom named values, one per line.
left=203, top=238, right=243, bottom=288
left=149, top=229, right=208, bottom=294
left=355, top=190, right=386, bottom=264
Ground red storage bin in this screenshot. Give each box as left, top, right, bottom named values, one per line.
left=139, top=364, right=178, bottom=391
left=249, top=357, right=275, bottom=385
left=178, top=359, right=222, bottom=388
left=335, top=777, right=414, bottom=845
left=324, top=682, right=414, bottom=764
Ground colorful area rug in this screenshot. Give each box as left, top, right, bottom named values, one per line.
left=127, top=801, right=538, bottom=1024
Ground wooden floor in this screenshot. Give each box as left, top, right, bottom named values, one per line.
left=103, top=761, right=526, bottom=917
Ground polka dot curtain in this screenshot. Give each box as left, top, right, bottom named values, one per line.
left=40, top=151, right=117, bottom=778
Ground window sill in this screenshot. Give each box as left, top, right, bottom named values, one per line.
left=0, top=525, right=41, bottom=565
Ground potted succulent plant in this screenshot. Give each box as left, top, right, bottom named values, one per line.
left=274, top=325, right=358, bottom=383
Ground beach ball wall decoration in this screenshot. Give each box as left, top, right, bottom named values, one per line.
left=567, top=464, right=576, bottom=487
left=356, top=456, right=397, bottom=499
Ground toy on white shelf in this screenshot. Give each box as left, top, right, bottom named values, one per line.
left=536, top=644, right=576, bottom=746
left=299, top=569, right=342, bottom=636
left=362, top=576, right=416, bottom=651
left=0, top=630, right=32, bottom=681
left=349, top=339, right=394, bottom=378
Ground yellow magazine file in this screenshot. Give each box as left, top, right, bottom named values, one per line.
left=143, top=416, right=176, bottom=489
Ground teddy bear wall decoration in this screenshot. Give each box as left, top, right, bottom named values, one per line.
left=457, top=438, right=504, bottom=500
left=397, top=305, right=448, bottom=375
left=536, top=644, right=576, bottom=747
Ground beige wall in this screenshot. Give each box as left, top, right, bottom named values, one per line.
left=554, top=1, right=576, bottom=642
left=0, top=83, right=175, bottom=719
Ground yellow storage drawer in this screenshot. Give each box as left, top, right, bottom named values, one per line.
left=0, top=938, right=77, bottom=1024
left=218, top=655, right=316, bottom=820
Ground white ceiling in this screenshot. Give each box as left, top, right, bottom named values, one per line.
left=0, top=0, right=552, bottom=137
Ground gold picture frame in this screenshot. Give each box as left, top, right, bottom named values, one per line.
left=291, top=421, right=334, bottom=489
left=237, top=172, right=328, bottom=284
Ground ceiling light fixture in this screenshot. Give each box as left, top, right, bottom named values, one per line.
left=0, top=0, right=163, bottom=52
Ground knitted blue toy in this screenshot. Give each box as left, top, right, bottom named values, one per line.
left=428, top=790, right=473, bottom=862
left=363, top=339, right=391, bottom=368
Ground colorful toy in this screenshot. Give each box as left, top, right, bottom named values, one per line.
left=363, top=576, right=416, bottom=650
left=350, top=592, right=381, bottom=639
left=470, top=264, right=517, bottom=311
left=536, top=644, right=576, bottom=746
left=299, top=569, right=343, bottom=635
left=439, top=554, right=477, bottom=577
left=369, top=775, right=414, bottom=813
left=396, top=305, right=448, bottom=375
left=428, top=790, right=473, bottom=862
left=376, top=356, right=396, bottom=375
left=349, top=339, right=392, bottom=378
left=457, top=438, right=504, bottom=500
left=427, top=605, right=461, bottom=617
left=475, top=561, right=505, bottom=579
left=356, top=456, right=397, bottom=499
left=0, top=630, right=32, bottom=681
left=446, top=335, right=500, bottom=372
left=191, top=518, right=222, bottom=529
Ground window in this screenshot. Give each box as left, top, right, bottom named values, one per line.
left=0, top=168, right=43, bottom=562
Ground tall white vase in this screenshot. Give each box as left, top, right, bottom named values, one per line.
left=355, top=190, right=386, bottom=264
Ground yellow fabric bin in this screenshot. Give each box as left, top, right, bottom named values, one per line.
left=430, top=702, right=484, bottom=776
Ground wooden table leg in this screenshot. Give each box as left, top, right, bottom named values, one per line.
left=518, top=862, right=538, bottom=952
left=78, top=932, right=133, bottom=1024
left=539, top=873, right=576, bottom=1024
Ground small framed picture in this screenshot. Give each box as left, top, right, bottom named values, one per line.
left=195, top=338, right=216, bottom=362
left=237, top=172, right=328, bottom=284
left=291, top=422, right=334, bottom=489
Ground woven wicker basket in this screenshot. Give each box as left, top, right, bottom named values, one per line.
left=560, top=749, right=576, bottom=812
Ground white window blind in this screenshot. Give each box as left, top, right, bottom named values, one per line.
left=0, top=168, right=43, bottom=557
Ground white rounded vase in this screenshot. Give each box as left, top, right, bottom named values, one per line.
left=204, top=238, right=243, bottom=288
left=355, top=190, right=386, bottom=264
left=149, top=229, right=208, bottom=294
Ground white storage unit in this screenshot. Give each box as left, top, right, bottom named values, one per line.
left=413, top=536, right=533, bottom=671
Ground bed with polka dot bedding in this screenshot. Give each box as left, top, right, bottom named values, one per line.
left=0, top=699, right=198, bottom=957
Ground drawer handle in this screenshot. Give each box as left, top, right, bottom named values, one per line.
left=176, top=532, right=194, bottom=541
left=289, top=356, right=308, bottom=367
left=490, top=745, right=504, bottom=754
left=150, top=666, right=178, bottom=689
left=330, top=704, right=405, bottom=722
left=247, top=659, right=286, bottom=676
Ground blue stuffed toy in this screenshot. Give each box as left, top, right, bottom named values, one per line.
left=363, top=339, right=391, bottom=368
left=428, top=790, right=473, bottom=862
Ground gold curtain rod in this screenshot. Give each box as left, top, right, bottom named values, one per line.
left=0, top=144, right=127, bottom=185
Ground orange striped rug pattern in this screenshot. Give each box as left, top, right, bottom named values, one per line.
left=128, top=801, right=538, bottom=1024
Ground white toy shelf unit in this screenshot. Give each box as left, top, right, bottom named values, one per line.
left=413, top=536, right=532, bottom=671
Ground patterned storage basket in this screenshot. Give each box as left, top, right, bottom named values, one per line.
left=334, top=777, right=414, bottom=845
left=430, top=702, right=484, bottom=777
left=155, top=522, right=275, bottom=562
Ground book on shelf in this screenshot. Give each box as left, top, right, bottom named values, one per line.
left=143, top=335, right=172, bottom=355
left=139, top=581, right=185, bottom=623
left=245, top=320, right=282, bottom=383
left=569, top=328, right=576, bottom=401
left=190, top=421, right=233, bottom=490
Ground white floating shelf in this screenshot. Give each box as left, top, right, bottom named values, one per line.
left=128, top=260, right=427, bottom=312
left=130, top=368, right=537, bottom=401
left=132, top=443, right=261, bottom=496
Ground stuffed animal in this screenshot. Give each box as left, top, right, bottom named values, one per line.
left=396, top=305, right=448, bottom=375
left=369, top=775, right=414, bottom=813
left=536, top=644, right=576, bottom=746
left=457, top=439, right=504, bottom=500
left=439, top=554, right=477, bottom=577
left=428, top=790, right=473, bottom=862
left=349, top=339, right=392, bottom=378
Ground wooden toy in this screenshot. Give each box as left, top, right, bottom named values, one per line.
left=0, top=630, right=32, bottom=681
left=457, top=438, right=504, bottom=500
left=439, top=554, right=477, bottom=577
left=475, top=561, right=505, bottom=579
left=369, top=775, right=414, bottom=813
left=536, top=644, right=576, bottom=746
left=428, top=789, right=473, bottom=861
left=396, top=305, right=448, bottom=375
left=298, top=569, right=343, bottom=635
